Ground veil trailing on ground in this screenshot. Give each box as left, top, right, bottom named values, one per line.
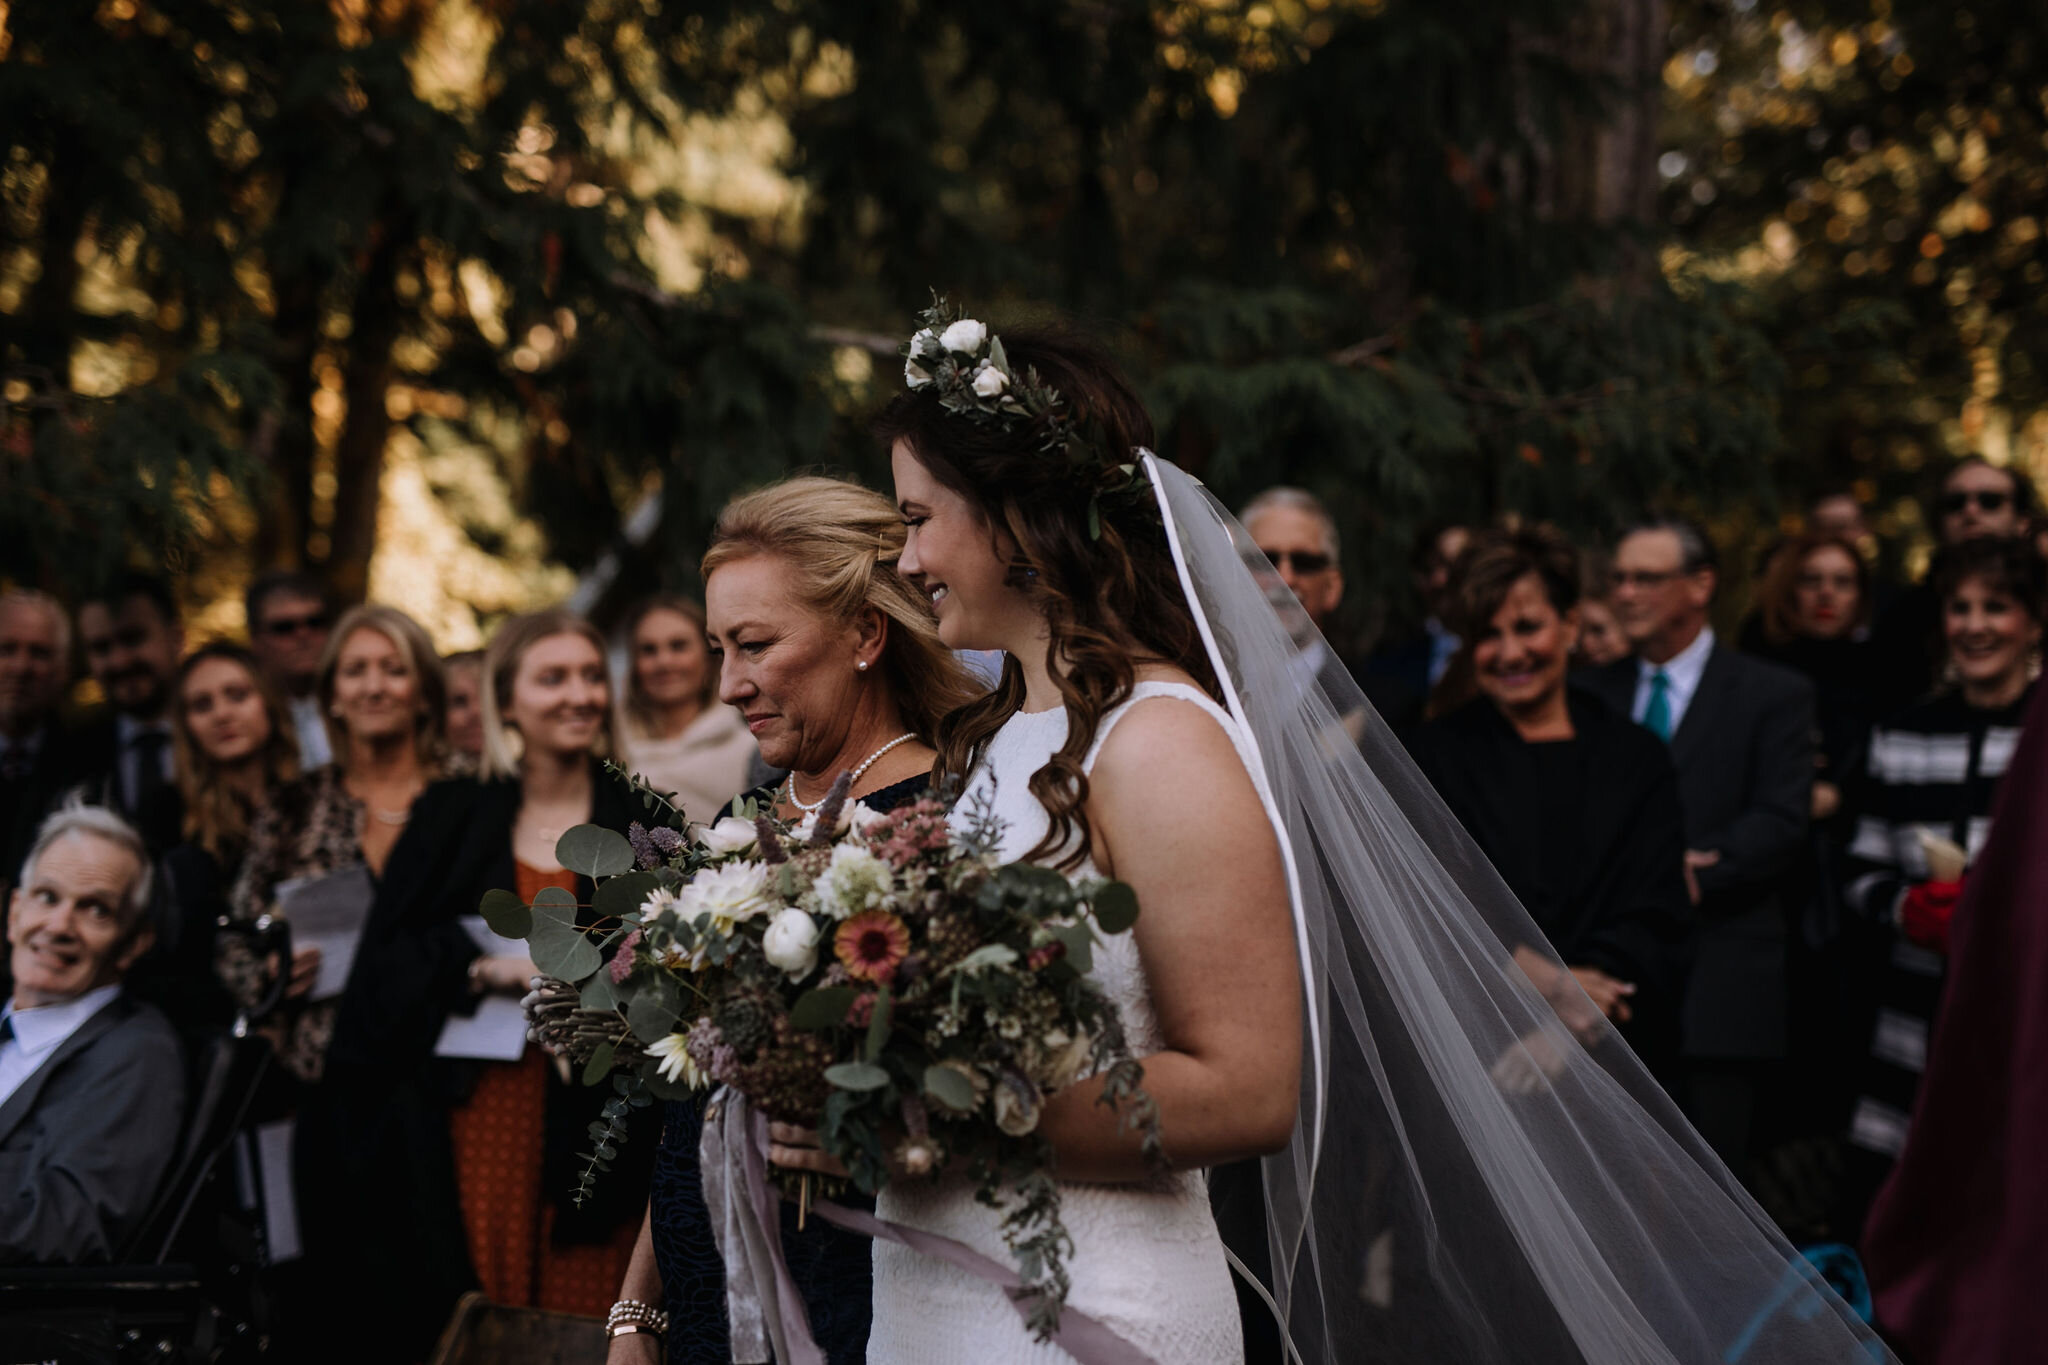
left=1141, top=453, right=1892, bottom=1365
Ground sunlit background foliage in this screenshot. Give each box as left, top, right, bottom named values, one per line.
left=2, top=0, right=2042, bottom=648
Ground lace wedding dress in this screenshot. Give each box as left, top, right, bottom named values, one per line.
left=867, top=682, right=1249, bottom=1364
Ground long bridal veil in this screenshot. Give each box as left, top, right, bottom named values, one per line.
left=1141, top=454, right=1890, bottom=1364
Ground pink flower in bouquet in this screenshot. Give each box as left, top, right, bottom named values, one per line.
left=835, top=909, right=911, bottom=984
left=608, top=928, right=643, bottom=984
left=867, top=799, right=953, bottom=869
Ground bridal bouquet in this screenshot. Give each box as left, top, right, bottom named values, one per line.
left=485, top=775, right=1159, bottom=1332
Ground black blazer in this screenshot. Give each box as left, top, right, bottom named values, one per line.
left=300, top=763, right=654, bottom=1359
left=1409, top=690, right=1692, bottom=1003
left=1577, top=645, right=1814, bottom=1059
left=0, top=993, right=185, bottom=1265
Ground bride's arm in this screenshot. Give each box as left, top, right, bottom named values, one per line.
left=1035, top=699, right=1302, bottom=1183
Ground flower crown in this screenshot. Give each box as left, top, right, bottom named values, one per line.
left=901, top=295, right=1146, bottom=539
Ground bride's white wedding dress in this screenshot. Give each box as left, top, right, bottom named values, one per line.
left=866, top=682, right=1250, bottom=1364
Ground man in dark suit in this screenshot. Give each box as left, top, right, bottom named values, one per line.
left=0, top=591, right=82, bottom=891
left=73, top=571, right=185, bottom=851
left=0, top=802, right=185, bottom=1264
left=1578, top=516, right=1813, bottom=1177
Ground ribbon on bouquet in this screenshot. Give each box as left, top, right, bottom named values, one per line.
left=701, top=1087, right=1163, bottom=1365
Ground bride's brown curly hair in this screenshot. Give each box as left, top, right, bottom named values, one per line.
left=874, top=324, right=1219, bottom=871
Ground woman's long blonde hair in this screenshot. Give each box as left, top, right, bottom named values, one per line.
left=479, top=609, right=614, bottom=780
left=701, top=476, right=983, bottom=748
left=172, top=643, right=301, bottom=863
left=317, top=604, right=450, bottom=777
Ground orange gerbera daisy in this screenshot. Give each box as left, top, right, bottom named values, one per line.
left=835, top=909, right=911, bottom=984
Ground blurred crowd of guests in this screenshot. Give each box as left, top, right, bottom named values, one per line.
left=1246, top=453, right=2045, bottom=1273
left=0, top=572, right=759, bottom=1358
left=0, top=450, right=2040, bottom=1361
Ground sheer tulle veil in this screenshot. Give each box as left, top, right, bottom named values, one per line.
left=1140, top=453, right=1891, bottom=1364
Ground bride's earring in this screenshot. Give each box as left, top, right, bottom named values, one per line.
left=856, top=660, right=870, bottom=672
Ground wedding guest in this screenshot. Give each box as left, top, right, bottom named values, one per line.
left=0, top=591, right=79, bottom=896
left=1410, top=527, right=1690, bottom=1080
left=74, top=572, right=185, bottom=850
left=612, top=594, right=756, bottom=825
left=442, top=648, right=485, bottom=769
left=1841, top=537, right=2043, bottom=1204
left=1363, top=522, right=1471, bottom=718
left=0, top=802, right=183, bottom=1264
left=301, top=610, right=645, bottom=1363
left=607, top=477, right=979, bottom=1365
left=1867, top=457, right=2037, bottom=714
left=225, top=605, right=447, bottom=1085
left=1572, top=554, right=1631, bottom=668
left=1578, top=516, right=1814, bottom=1176
left=137, top=644, right=300, bottom=1037
left=1742, top=533, right=1884, bottom=1141
left=1809, top=489, right=1873, bottom=546
left=245, top=571, right=336, bottom=768
left=1860, top=682, right=2048, bottom=1364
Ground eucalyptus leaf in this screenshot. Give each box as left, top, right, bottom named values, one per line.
left=532, top=926, right=601, bottom=982
left=557, top=825, right=635, bottom=878
left=923, top=1063, right=976, bottom=1112
left=627, top=990, right=678, bottom=1046
left=532, top=886, right=579, bottom=931
left=583, top=1041, right=616, bottom=1087
left=1047, top=922, right=1095, bottom=975
left=1092, top=882, right=1140, bottom=935
left=594, top=870, right=662, bottom=921
left=789, top=986, right=858, bottom=1030
left=824, top=1061, right=890, bottom=1091
left=863, top=984, right=893, bottom=1064
left=579, top=972, right=620, bottom=1013
left=478, top=888, right=532, bottom=940
left=640, top=1065, right=697, bottom=1103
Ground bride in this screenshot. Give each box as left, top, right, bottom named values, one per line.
left=774, top=306, right=1892, bottom=1364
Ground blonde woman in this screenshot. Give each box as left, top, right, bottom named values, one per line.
left=606, top=476, right=982, bottom=1365
left=224, top=603, right=448, bottom=1083
left=613, top=593, right=756, bottom=824
left=303, top=609, right=649, bottom=1362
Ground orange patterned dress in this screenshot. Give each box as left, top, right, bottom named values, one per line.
left=447, top=861, right=636, bottom=1315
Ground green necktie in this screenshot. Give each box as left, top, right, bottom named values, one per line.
left=1642, top=668, right=1674, bottom=742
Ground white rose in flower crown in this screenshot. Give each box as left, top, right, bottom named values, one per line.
left=676, top=860, right=776, bottom=931
left=939, top=319, right=987, bottom=355
left=813, top=842, right=894, bottom=920
left=905, top=358, right=933, bottom=389
left=970, top=361, right=1008, bottom=398
left=694, top=815, right=758, bottom=856
left=761, top=908, right=822, bottom=980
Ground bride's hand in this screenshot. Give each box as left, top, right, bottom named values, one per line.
left=767, top=1122, right=850, bottom=1179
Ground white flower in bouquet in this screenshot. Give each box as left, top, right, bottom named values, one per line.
left=847, top=802, right=890, bottom=837
left=792, top=800, right=886, bottom=843
left=970, top=361, right=1008, bottom=398
left=939, top=318, right=987, bottom=355
left=640, top=885, right=686, bottom=925
left=694, top=815, right=759, bottom=856
left=909, top=327, right=941, bottom=359
left=904, top=358, right=933, bottom=390
left=677, top=860, right=776, bottom=931
left=1038, top=1028, right=1093, bottom=1090
left=648, top=1031, right=708, bottom=1090
left=761, top=908, right=822, bottom=980
left=813, top=842, right=895, bottom=920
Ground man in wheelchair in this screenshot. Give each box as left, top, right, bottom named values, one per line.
left=0, top=801, right=184, bottom=1265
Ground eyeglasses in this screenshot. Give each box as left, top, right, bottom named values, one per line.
left=1940, top=490, right=2012, bottom=515
left=1261, top=549, right=1335, bottom=575
left=1611, top=569, right=1684, bottom=589
left=260, top=612, right=330, bottom=638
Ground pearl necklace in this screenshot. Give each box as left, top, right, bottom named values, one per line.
left=783, top=733, right=919, bottom=813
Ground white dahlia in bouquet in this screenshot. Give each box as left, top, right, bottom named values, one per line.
left=488, top=772, right=1159, bottom=1335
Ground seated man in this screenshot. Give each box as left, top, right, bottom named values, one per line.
left=0, top=802, right=185, bottom=1264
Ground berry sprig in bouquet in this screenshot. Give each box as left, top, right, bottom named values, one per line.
left=487, top=774, right=1160, bottom=1335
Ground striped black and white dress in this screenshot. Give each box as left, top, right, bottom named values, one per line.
left=1842, top=682, right=2035, bottom=1162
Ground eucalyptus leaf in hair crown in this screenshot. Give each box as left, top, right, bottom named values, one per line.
left=901, top=294, right=1146, bottom=539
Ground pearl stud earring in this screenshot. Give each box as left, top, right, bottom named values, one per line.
left=856, top=660, right=870, bottom=672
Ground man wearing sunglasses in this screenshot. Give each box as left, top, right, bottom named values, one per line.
left=245, top=570, right=336, bottom=767
left=1869, top=456, right=2039, bottom=714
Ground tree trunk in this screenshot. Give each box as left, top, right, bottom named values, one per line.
left=319, top=224, right=406, bottom=606
left=1539, top=0, right=1666, bottom=236
left=256, top=274, right=321, bottom=573
left=19, top=129, right=88, bottom=381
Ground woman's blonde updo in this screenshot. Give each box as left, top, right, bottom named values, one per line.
left=701, top=476, right=983, bottom=746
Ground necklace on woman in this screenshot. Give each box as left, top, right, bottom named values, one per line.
left=783, top=732, right=918, bottom=813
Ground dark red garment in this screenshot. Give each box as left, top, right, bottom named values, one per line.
left=1863, top=681, right=2048, bottom=1363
